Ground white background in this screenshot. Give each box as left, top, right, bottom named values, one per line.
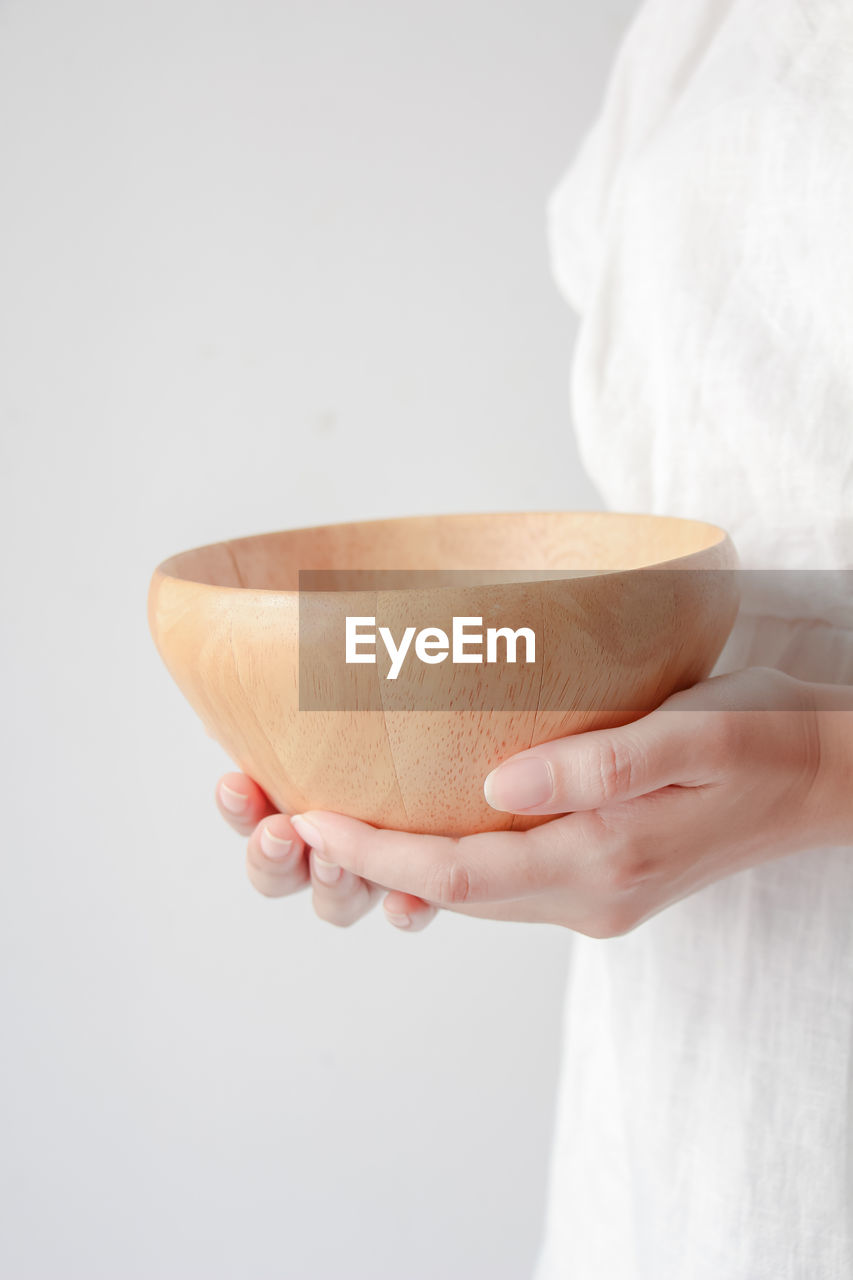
left=0, top=2, right=636, bottom=1276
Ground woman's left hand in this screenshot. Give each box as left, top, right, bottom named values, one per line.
left=290, top=667, right=853, bottom=937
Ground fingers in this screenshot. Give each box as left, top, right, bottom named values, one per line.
left=246, top=811, right=311, bottom=898
left=218, top=773, right=439, bottom=931
left=216, top=772, right=278, bottom=834
left=290, top=810, right=572, bottom=907
left=307, top=848, right=439, bottom=930
left=381, top=890, right=440, bottom=932
left=307, top=847, right=383, bottom=926
left=245, top=811, right=380, bottom=928
left=482, top=710, right=705, bottom=815
left=245, top=803, right=438, bottom=931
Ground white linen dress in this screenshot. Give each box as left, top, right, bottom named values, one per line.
left=532, top=1, right=853, bottom=1276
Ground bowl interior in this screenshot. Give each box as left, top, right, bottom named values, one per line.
left=157, top=511, right=730, bottom=591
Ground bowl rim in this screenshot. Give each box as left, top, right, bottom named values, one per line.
left=151, top=508, right=738, bottom=597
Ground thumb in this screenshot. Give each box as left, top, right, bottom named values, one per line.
left=483, top=708, right=700, bottom=815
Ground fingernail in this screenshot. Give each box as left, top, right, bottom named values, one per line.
left=484, top=757, right=553, bottom=811
left=385, top=912, right=411, bottom=929
left=260, top=825, right=296, bottom=861
left=220, top=782, right=248, bottom=815
left=291, top=814, right=325, bottom=855
left=312, top=854, right=342, bottom=885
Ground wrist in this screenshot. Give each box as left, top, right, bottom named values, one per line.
left=802, top=679, right=853, bottom=845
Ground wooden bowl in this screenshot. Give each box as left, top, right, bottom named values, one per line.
left=147, top=511, right=739, bottom=836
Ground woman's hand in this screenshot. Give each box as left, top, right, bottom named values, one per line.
left=215, top=773, right=438, bottom=931
left=282, top=667, right=853, bottom=938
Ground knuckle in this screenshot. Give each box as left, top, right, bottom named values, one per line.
left=750, top=664, right=790, bottom=693
left=593, top=737, right=635, bottom=803
left=425, top=854, right=476, bottom=907
left=588, top=826, right=651, bottom=895
left=594, top=854, right=635, bottom=895
left=702, top=707, right=747, bottom=764
left=569, top=812, right=650, bottom=939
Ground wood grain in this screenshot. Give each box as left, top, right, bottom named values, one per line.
left=147, top=511, right=739, bottom=837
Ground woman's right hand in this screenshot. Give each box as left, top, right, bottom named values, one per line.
left=215, top=772, right=439, bottom=932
